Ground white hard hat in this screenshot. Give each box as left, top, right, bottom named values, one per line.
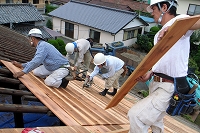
left=28, top=28, right=43, bottom=39
left=93, top=53, right=106, bottom=65
left=146, top=0, right=178, bottom=13
left=65, top=43, right=75, bottom=54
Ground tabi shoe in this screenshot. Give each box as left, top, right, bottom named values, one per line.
left=99, top=89, right=108, bottom=96
left=107, top=88, right=117, bottom=96
left=60, top=78, right=69, bottom=88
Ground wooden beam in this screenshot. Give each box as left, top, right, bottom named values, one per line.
left=0, top=67, right=12, bottom=75
left=0, top=87, right=32, bottom=96
left=0, top=104, right=50, bottom=113
left=0, top=75, right=20, bottom=84
left=19, top=84, right=28, bottom=91
left=22, top=95, right=40, bottom=102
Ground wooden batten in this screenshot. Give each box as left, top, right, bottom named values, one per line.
left=0, top=75, right=21, bottom=84
left=22, top=95, right=40, bottom=102
left=0, top=87, right=32, bottom=96
left=0, top=104, right=49, bottom=113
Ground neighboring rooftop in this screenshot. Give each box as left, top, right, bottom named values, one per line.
left=0, top=3, right=44, bottom=24
left=49, top=1, right=138, bottom=34
left=0, top=25, right=35, bottom=63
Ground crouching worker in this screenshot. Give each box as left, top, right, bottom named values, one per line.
left=85, top=53, right=127, bottom=96
left=65, top=38, right=93, bottom=78
left=12, top=28, right=74, bottom=88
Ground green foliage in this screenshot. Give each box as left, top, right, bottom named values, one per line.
left=45, top=4, right=58, bottom=14
left=181, top=114, right=194, bottom=123
left=46, top=19, right=53, bottom=29
left=135, top=34, right=153, bottom=52
left=56, top=38, right=67, bottom=55
left=150, top=26, right=160, bottom=32
left=188, top=58, right=200, bottom=75
left=47, top=38, right=67, bottom=55
left=48, top=39, right=59, bottom=49
left=189, top=30, right=200, bottom=79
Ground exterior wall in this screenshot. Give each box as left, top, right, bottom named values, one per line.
left=52, top=17, right=147, bottom=47
left=177, top=0, right=200, bottom=14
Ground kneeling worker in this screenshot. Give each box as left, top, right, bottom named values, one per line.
left=12, top=28, right=73, bottom=88
left=85, top=53, right=127, bottom=96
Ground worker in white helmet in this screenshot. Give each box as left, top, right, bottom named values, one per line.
left=85, top=53, right=127, bottom=96
left=127, top=0, right=200, bottom=133
left=12, top=28, right=75, bottom=88
left=65, top=38, right=93, bottom=78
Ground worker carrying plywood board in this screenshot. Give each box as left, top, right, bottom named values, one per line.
left=12, top=28, right=76, bottom=89
left=108, top=0, right=200, bottom=133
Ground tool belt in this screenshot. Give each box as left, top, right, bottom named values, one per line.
left=153, top=72, right=197, bottom=116
left=121, top=65, right=128, bottom=77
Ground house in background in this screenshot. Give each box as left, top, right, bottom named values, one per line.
left=0, top=3, right=63, bottom=39
left=48, top=1, right=149, bottom=46
left=176, top=0, right=200, bottom=15
left=0, top=0, right=50, bottom=14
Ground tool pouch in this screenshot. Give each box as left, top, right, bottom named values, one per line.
left=166, top=76, right=197, bottom=116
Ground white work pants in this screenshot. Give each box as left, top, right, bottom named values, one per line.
left=32, top=65, right=69, bottom=88
left=127, top=81, right=174, bottom=133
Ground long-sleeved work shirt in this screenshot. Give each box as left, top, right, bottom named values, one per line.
left=74, top=39, right=91, bottom=67
left=89, top=55, right=124, bottom=80
left=22, top=40, right=69, bottom=73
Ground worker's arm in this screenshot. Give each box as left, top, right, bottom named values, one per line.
left=136, top=70, right=153, bottom=82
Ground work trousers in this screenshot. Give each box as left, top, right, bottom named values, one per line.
left=127, top=81, right=174, bottom=133
left=32, top=65, right=69, bottom=88
left=74, top=50, right=92, bottom=75
left=105, top=68, right=124, bottom=89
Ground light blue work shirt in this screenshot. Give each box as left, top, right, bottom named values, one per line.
left=89, top=55, right=124, bottom=80
left=22, top=41, right=69, bottom=73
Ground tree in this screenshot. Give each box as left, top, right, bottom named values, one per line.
left=46, top=19, right=53, bottom=29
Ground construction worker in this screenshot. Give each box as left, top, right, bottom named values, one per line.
left=127, top=0, right=200, bottom=133
left=85, top=53, right=127, bottom=96
left=12, top=28, right=74, bottom=88
left=65, top=38, right=93, bottom=78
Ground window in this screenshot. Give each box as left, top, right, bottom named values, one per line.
left=187, top=4, right=200, bottom=16
left=123, top=28, right=142, bottom=41
left=22, top=0, right=29, bottom=3
left=65, top=22, right=74, bottom=38
left=33, top=0, right=39, bottom=4
left=89, top=29, right=100, bottom=43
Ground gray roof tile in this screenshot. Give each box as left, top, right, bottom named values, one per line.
left=48, top=1, right=138, bottom=34
left=0, top=3, right=44, bottom=24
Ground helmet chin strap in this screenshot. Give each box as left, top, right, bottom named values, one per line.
left=157, top=0, right=175, bottom=25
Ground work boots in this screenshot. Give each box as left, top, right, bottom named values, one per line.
left=107, top=88, right=117, bottom=96
left=60, top=78, right=69, bottom=88
left=99, top=89, right=108, bottom=96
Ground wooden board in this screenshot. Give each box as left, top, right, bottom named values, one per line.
left=0, top=60, right=136, bottom=126
left=106, top=15, right=200, bottom=109
left=0, top=61, right=199, bottom=133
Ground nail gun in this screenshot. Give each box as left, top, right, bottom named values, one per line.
left=83, top=76, right=93, bottom=88
left=65, top=69, right=88, bottom=81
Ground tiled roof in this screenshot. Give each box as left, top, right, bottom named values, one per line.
left=0, top=25, right=35, bottom=63
left=51, top=0, right=149, bottom=12
left=14, top=25, right=54, bottom=39
left=0, top=3, right=44, bottom=24
left=49, top=1, right=138, bottom=34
